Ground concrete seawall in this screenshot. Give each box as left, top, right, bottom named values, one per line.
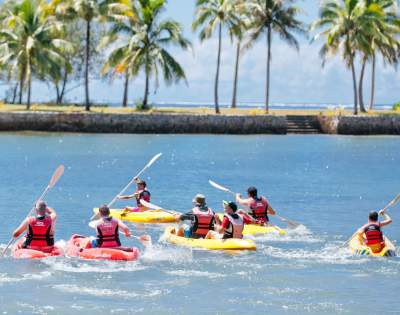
left=0, top=112, right=287, bottom=134
left=1, top=112, right=400, bottom=135
left=318, top=115, right=400, bottom=135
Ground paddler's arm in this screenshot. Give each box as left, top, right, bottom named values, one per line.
left=46, top=207, right=57, bottom=221
left=235, top=194, right=252, bottom=207
left=237, top=209, right=258, bottom=224
left=267, top=204, right=276, bottom=216
left=12, top=218, right=28, bottom=238
left=216, top=217, right=230, bottom=234
left=174, top=212, right=194, bottom=222
left=379, top=210, right=392, bottom=227
left=118, top=193, right=138, bottom=200
left=118, top=220, right=131, bottom=237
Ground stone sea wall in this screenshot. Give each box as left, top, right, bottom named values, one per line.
left=1, top=112, right=400, bottom=135
left=0, top=112, right=287, bottom=134
left=318, top=115, right=400, bottom=135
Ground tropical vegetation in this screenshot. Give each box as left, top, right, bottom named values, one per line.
left=0, top=0, right=399, bottom=114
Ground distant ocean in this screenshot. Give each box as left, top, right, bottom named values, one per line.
left=105, top=101, right=394, bottom=111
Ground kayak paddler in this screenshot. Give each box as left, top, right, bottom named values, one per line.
left=357, top=210, right=392, bottom=253
left=236, top=186, right=276, bottom=225
left=206, top=201, right=256, bottom=239
left=174, top=194, right=221, bottom=239
left=90, top=205, right=131, bottom=248
left=12, top=201, right=57, bottom=252
left=118, top=178, right=151, bottom=212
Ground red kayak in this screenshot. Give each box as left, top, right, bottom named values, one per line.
left=12, top=237, right=63, bottom=259
left=66, top=234, right=139, bottom=261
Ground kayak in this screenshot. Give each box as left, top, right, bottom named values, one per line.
left=66, top=234, right=139, bottom=261
left=12, top=237, right=63, bottom=259
left=93, top=208, right=178, bottom=223
left=348, top=234, right=396, bottom=257
left=162, top=226, right=256, bottom=251
left=217, top=213, right=286, bottom=236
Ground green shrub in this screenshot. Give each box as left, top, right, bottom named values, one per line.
left=393, top=102, right=400, bottom=111
left=135, top=100, right=152, bottom=111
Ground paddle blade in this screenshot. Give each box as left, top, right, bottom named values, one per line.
left=49, top=165, right=65, bottom=188
left=208, top=180, right=235, bottom=195
left=146, top=153, right=162, bottom=169
left=88, top=221, right=97, bottom=229
left=140, top=200, right=161, bottom=210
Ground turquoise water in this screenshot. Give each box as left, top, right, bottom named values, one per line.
left=0, top=133, right=399, bottom=315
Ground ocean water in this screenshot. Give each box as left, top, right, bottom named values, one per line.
left=0, top=133, right=399, bottom=315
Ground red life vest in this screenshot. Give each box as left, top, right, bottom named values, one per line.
left=364, top=223, right=384, bottom=246
left=96, top=217, right=121, bottom=248
left=223, top=214, right=244, bottom=239
left=192, top=206, right=214, bottom=237
left=249, top=196, right=269, bottom=222
left=136, top=189, right=151, bottom=207
left=24, top=216, right=54, bottom=250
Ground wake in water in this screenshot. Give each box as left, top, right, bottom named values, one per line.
left=250, top=225, right=322, bottom=243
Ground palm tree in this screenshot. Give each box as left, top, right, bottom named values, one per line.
left=312, top=0, right=368, bottom=115
left=230, top=0, right=249, bottom=109
left=364, top=0, right=399, bottom=111
left=100, top=0, right=139, bottom=107
left=193, top=0, right=241, bottom=114
left=244, top=0, right=304, bottom=113
left=0, top=0, right=71, bottom=109
left=112, top=0, right=190, bottom=109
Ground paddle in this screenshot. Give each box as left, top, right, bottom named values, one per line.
left=90, top=153, right=162, bottom=221
left=1, top=165, right=65, bottom=257
left=139, top=200, right=180, bottom=216
left=208, top=180, right=301, bottom=229
left=88, top=220, right=151, bottom=246
left=343, top=193, right=400, bottom=247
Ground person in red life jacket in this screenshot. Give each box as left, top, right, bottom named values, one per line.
left=12, top=200, right=57, bottom=252
left=118, top=178, right=151, bottom=212
left=236, top=186, right=276, bottom=224
left=206, top=201, right=255, bottom=239
left=357, top=210, right=392, bottom=253
left=174, top=194, right=221, bottom=239
left=90, top=205, right=131, bottom=248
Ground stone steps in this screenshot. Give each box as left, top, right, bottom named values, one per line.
left=286, top=115, right=321, bottom=134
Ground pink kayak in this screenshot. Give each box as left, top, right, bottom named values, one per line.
left=12, top=237, right=63, bottom=259
left=66, top=234, right=139, bottom=261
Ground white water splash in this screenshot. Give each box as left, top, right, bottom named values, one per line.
left=165, top=269, right=225, bottom=279
left=42, top=258, right=146, bottom=273
left=256, top=225, right=322, bottom=243
left=53, top=284, right=169, bottom=299
left=0, top=271, right=52, bottom=284
left=141, top=243, right=193, bottom=263
left=262, top=243, right=369, bottom=265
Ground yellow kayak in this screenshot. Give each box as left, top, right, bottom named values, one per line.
left=162, top=227, right=256, bottom=251
left=217, top=213, right=286, bottom=236
left=93, top=208, right=178, bottom=223
left=348, top=234, right=396, bottom=257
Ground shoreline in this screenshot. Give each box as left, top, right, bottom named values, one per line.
left=0, top=107, right=399, bottom=135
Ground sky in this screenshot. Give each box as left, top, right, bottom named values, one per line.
left=0, top=0, right=399, bottom=106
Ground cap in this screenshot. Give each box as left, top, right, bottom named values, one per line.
left=193, top=194, right=206, bottom=205
left=223, top=200, right=238, bottom=212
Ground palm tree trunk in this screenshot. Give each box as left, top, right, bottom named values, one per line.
left=265, top=24, right=272, bottom=114
left=26, top=66, right=32, bottom=110
left=231, top=40, right=241, bottom=109
left=358, top=57, right=367, bottom=113
left=59, top=69, right=68, bottom=104
left=214, top=22, right=222, bottom=114
left=122, top=69, right=129, bottom=107
left=368, top=53, right=376, bottom=111
left=143, top=67, right=149, bottom=108
left=85, top=20, right=91, bottom=111
left=350, top=56, right=358, bottom=115
left=11, top=82, right=18, bottom=104
left=56, top=83, right=61, bottom=104
left=18, top=68, right=25, bottom=105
